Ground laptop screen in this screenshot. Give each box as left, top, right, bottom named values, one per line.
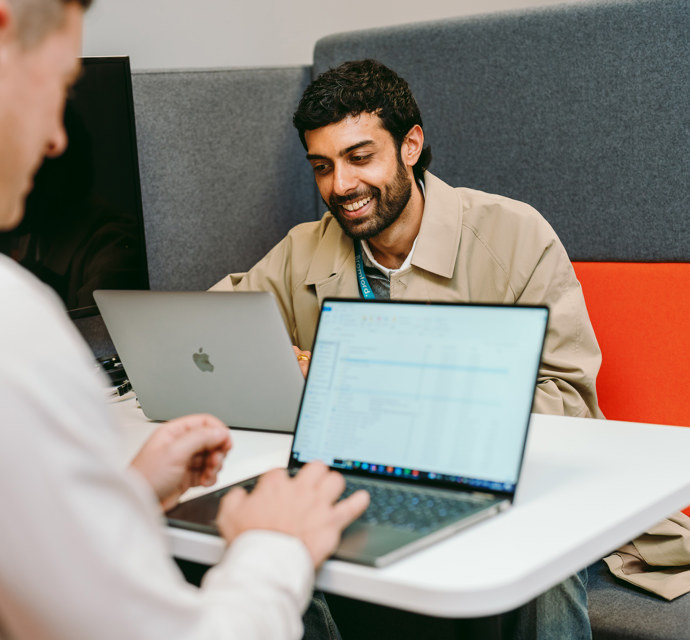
left=290, top=299, right=548, bottom=494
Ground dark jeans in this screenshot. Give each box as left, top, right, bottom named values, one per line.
left=303, top=591, right=342, bottom=640
left=324, top=570, right=591, bottom=640
left=176, top=559, right=590, bottom=640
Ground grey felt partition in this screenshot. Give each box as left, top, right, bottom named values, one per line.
left=313, top=0, right=690, bottom=262
left=131, top=66, right=317, bottom=291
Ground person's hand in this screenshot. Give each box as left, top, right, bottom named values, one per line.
left=130, top=414, right=232, bottom=511
left=217, top=462, right=370, bottom=568
left=292, top=345, right=312, bottom=378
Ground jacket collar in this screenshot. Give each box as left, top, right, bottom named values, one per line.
left=304, top=171, right=463, bottom=285
left=304, top=217, right=355, bottom=286
left=411, top=172, right=463, bottom=279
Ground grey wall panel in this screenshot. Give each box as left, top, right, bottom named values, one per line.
left=132, top=66, right=317, bottom=291
left=313, top=0, right=689, bottom=261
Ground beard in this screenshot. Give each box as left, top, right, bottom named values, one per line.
left=327, top=158, right=412, bottom=240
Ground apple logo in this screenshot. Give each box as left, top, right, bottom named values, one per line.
left=192, top=348, right=214, bottom=372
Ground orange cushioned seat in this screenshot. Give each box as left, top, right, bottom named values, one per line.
left=573, top=262, right=690, bottom=517
left=572, top=262, right=690, bottom=429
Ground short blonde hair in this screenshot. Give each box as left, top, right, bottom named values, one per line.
left=8, top=0, right=92, bottom=48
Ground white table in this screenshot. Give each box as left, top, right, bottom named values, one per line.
left=111, top=396, right=690, bottom=618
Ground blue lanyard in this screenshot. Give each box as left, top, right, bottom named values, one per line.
left=354, top=242, right=376, bottom=299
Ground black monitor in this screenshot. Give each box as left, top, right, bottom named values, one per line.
left=0, top=55, right=149, bottom=319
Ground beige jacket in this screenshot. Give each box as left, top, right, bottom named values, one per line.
left=212, top=172, right=603, bottom=419
left=605, top=512, right=690, bottom=600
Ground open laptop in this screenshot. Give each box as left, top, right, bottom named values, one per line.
left=93, top=290, right=304, bottom=433
left=166, top=298, right=549, bottom=566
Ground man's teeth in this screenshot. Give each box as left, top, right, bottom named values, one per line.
left=342, top=196, right=372, bottom=212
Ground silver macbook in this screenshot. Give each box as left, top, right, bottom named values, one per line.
left=94, top=290, right=304, bottom=433
left=166, top=299, right=548, bottom=566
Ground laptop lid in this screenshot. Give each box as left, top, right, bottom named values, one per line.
left=94, top=290, right=304, bottom=432
left=289, top=299, right=549, bottom=497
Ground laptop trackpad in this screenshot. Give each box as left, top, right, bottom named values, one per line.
left=334, top=522, right=421, bottom=567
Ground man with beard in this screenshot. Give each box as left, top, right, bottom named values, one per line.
left=212, top=59, right=602, bottom=638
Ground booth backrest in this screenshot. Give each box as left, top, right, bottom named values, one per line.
left=131, top=66, right=317, bottom=292
left=76, top=66, right=318, bottom=355
left=313, top=0, right=689, bottom=263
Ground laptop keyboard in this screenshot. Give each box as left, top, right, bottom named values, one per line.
left=234, top=473, right=493, bottom=534
left=166, top=469, right=500, bottom=539
left=341, top=476, right=494, bottom=534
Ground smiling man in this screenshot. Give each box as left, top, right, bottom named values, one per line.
left=213, top=59, right=603, bottom=638
left=305, top=111, right=424, bottom=252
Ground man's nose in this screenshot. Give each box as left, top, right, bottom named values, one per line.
left=332, top=164, right=358, bottom=196
left=45, top=124, right=68, bottom=159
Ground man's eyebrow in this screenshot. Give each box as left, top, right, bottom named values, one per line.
left=306, top=139, right=376, bottom=161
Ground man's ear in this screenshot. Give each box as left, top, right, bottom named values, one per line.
left=0, top=1, right=12, bottom=34
left=0, top=1, right=14, bottom=65
left=400, top=124, right=424, bottom=169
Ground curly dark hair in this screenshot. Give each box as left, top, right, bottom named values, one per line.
left=293, top=59, right=431, bottom=180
